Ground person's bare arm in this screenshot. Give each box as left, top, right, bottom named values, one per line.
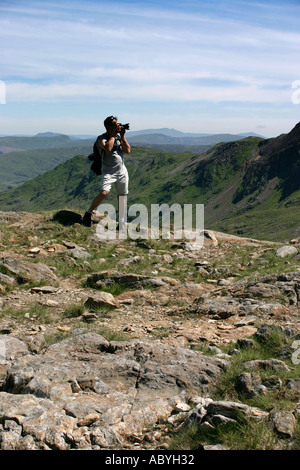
left=98, top=122, right=130, bottom=154
left=97, top=133, right=117, bottom=153
left=120, top=131, right=131, bottom=154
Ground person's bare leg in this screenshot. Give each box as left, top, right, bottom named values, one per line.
left=117, top=194, right=127, bottom=234
left=89, top=190, right=109, bottom=211
left=83, top=190, right=109, bottom=226
left=117, top=194, right=127, bottom=221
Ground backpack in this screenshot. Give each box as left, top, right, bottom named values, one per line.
left=88, top=136, right=104, bottom=175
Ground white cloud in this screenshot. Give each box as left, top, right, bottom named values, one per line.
left=1, top=0, right=300, bottom=135
left=6, top=78, right=292, bottom=106
left=2, top=1, right=299, bottom=82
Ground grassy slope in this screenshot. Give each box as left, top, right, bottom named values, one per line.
left=0, top=147, right=190, bottom=212
left=0, top=135, right=299, bottom=241
left=0, top=146, right=92, bottom=191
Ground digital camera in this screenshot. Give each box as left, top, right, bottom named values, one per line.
left=118, top=123, right=130, bottom=130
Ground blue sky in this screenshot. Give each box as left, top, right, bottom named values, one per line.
left=1, top=0, right=300, bottom=137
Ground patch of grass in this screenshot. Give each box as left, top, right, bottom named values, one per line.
left=44, top=333, right=67, bottom=346
left=1, top=303, right=56, bottom=323
left=254, top=327, right=293, bottom=360
left=64, top=302, right=85, bottom=318
left=99, top=283, right=129, bottom=296
left=150, top=327, right=170, bottom=339
left=168, top=413, right=281, bottom=450
left=213, top=326, right=300, bottom=408
left=94, top=327, right=129, bottom=342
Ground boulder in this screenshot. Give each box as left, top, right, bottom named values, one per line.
left=276, top=246, right=298, bottom=258
left=235, top=373, right=267, bottom=398
left=84, top=292, right=120, bottom=310
left=244, top=358, right=291, bottom=372
left=0, top=257, right=58, bottom=285
left=86, top=270, right=167, bottom=288
left=0, top=273, right=17, bottom=285
left=285, top=378, right=300, bottom=392
left=0, top=333, right=228, bottom=449
left=196, top=297, right=241, bottom=319
left=0, top=336, right=29, bottom=365
left=67, top=247, right=91, bottom=259
left=205, top=400, right=268, bottom=421
left=268, top=410, right=296, bottom=438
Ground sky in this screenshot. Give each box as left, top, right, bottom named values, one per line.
left=1, top=0, right=300, bottom=137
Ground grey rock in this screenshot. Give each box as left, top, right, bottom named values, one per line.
left=196, top=297, right=241, bottom=319
left=205, top=400, right=268, bottom=421
left=276, top=246, right=298, bottom=258
left=31, top=286, right=59, bottom=294
left=0, top=257, right=59, bottom=285
left=207, top=414, right=237, bottom=426
left=86, top=270, right=166, bottom=288
left=67, top=247, right=91, bottom=259
left=294, top=404, right=300, bottom=420
left=244, top=358, right=291, bottom=372
left=247, top=283, right=281, bottom=299
left=184, top=241, right=204, bottom=251
left=0, top=272, right=17, bottom=285
left=237, top=338, right=255, bottom=349
left=254, top=323, right=279, bottom=342
left=228, top=348, right=240, bottom=356
left=198, top=421, right=215, bottom=432
left=235, top=373, right=267, bottom=398
left=0, top=392, right=78, bottom=449
left=202, top=444, right=228, bottom=450
left=26, top=333, right=46, bottom=354
left=184, top=398, right=268, bottom=432
left=167, top=411, right=187, bottom=426
left=84, top=291, right=120, bottom=310
left=183, top=399, right=212, bottom=427
left=217, top=279, right=232, bottom=286
left=235, top=316, right=257, bottom=327
left=262, top=375, right=282, bottom=391
left=0, top=333, right=228, bottom=449
left=233, top=272, right=300, bottom=307
left=285, top=378, right=300, bottom=392
left=0, top=336, right=29, bottom=365
left=268, top=410, right=296, bottom=438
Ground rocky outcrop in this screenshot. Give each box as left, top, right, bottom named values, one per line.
left=0, top=211, right=299, bottom=450
left=86, top=270, right=171, bottom=289
left=225, top=271, right=300, bottom=306
left=0, top=332, right=227, bottom=450
left=0, top=257, right=59, bottom=286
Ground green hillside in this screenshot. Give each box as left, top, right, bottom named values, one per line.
left=0, top=147, right=190, bottom=211
left=0, top=123, right=299, bottom=241
left=0, top=145, right=92, bottom=191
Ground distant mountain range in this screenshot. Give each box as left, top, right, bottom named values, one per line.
left=0, top=129, right=263, bottom=191
left=0, top=123, right=299, bottom=241
left=0, top=128, right=265, bottom=154
left=128, top=127, right=264, bottom=138
left=0, top=133, right=94, bottom=153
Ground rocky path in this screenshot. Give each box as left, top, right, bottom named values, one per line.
left=0, top=211, right=299, bottom=450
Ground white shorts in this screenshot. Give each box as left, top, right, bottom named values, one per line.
left=100, top=167, right=129, bottom=195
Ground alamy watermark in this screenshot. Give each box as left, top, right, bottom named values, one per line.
left=292, top=340, right=300, bottom=365
left=291, top=80, right=300, bottom=104
left=0, top=80, right=6, bottom=104
left=95, top=200, right=205, bottom=244
left=0, top=338, right=6, bottom=364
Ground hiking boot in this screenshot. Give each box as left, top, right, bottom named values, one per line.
left=82, top=211, right=92, bottom=227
